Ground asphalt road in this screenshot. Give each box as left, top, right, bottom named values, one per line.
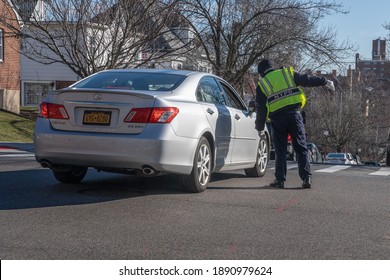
left=0, top=153, right=389, bottom=260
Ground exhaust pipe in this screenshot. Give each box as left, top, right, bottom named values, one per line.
left=39, top=160, right=71, bottom=172
left=142, top=166, right=156, bottom=176
left=40, top=160, right=52, bottom=168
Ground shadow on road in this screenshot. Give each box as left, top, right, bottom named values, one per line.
left=0, top=168, right=301, bottom=210
left=0, top=169, right=186, bottom=210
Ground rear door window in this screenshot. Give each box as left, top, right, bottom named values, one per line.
left=196, top=76, right=227, bottom=105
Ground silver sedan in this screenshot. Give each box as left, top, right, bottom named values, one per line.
left=34, top=69, right=270, bottom=192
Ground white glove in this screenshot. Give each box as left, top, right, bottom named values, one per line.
left=325, top=80, right=335, bottom=91
left=258, top=130, right=265, bottom=137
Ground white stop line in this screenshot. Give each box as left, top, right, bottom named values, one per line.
left=369, top=168, right=390, bottom=176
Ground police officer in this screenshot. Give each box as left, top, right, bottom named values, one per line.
left=255, top=59, right=335, bottom=188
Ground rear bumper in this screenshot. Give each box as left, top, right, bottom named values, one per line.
left=34, top=119, right=198, bottom=174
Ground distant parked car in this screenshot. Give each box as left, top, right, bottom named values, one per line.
left=363, top=161, right=381, bottom=166
left=324, top=153, right=357, bottom=165
left=267, top=129, right=296, bottom=161
left=34, top=68, right=271, bottom=193
left=286, top=134, right=296, bottom=161
left=307, top=142, right=322, bottom=163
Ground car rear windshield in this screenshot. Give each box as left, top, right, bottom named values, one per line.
left=72, top=72, right=187, bottom=91
left=327, top=153, right=344, bottom=157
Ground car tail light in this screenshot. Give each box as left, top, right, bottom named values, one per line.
left=38, top=102, right=69, bottom=119
left=287, top=134, right=292, bottom=142
left=124, top=107, right=179, bottom=123
left=124, top=108, right=152, bottom=123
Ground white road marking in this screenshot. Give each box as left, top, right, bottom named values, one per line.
left=270, top=163, right=298, bottom=170
left=287, top=164, right=298, bottom=170
left=369, top=168, right=390, bottom=176
left=316, top=165, right=351, bottom=173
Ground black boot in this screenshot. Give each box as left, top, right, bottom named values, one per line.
left=302, top=176, right=312, bottom=189
left=269, top=179, right=284, bottom=188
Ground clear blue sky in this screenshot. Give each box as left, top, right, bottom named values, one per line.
left=322, top=0, right=390, bottom=66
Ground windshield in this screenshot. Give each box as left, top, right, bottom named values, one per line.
left=72, top=72, right=187, bottom=91
left=327, top=153, right=344, bottom=158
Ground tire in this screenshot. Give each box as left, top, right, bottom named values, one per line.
left=182, top=137, right=212, bottom=193
left=245, top=134, right=269, bottom=177
left=52, top=166, right=88, bottom=183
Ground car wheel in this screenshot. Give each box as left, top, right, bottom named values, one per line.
left=182, top=137, right=211, bottom=193
left=245, top=134, right=269, bottom=177
left=52, top=166, right=88, bottom=183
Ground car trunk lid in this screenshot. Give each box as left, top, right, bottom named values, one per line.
left=46, top=89, right=157, bottom=134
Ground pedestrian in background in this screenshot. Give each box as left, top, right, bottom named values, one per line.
left=255, top=59, right=335, bottom=188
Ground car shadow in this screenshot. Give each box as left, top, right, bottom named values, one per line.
left=210, top=172, right=246, bottom=181
left=0, top=169, right=186, bottom=210
left=1, top=169, right=303, bottom=210
left=258, top=186, right=307, bottom=190
left=209, top=172, right=308, bottom=190
left=208, top=185, right=307, bottom=191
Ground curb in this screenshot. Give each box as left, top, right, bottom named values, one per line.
left=0, top=143, right=34, bottom=153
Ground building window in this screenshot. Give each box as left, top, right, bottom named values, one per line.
left=23, top=82, right=52, bottom=106
left=0, top=29, right=3, bottom=62
left=89, top=36, right=97, bottom=53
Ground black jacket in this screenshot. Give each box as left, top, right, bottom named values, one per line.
left=255, top=68, right=327, bottom=131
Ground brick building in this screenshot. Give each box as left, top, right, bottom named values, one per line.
left=0, top=0, right=22, bottom=114
left=352, top=38, right=390, bottom=164
left=354, top=38, right=390, bottom=85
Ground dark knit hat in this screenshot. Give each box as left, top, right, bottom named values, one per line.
left=257, top=59, right=274, bottom=76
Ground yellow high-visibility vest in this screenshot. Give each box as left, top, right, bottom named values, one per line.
left=258, top=67, right=306, bottom=114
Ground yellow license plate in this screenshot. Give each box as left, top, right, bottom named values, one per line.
left=83, top=111, right=111, bottom=125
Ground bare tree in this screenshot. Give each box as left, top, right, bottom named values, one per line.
left=362, top=89, right=390, bottom=162
left=304, top=73, right=390, bottom=162
left=1, top=0, right=193, bottom=78
left=305, top=84, right=367, bottom=152
left=177, top=0, right=353, bottom=90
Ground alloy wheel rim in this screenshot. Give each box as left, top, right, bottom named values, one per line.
left=257, top=139, right=268, bottom=172
left=197, top=144, right=211, bottom=186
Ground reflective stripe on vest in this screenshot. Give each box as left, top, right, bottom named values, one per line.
left=258, top=67, right=306, bottom=113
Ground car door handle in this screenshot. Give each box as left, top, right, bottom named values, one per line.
left=206, top=108, right=215, bottom=115
left=234, top=114, right=241, bottom=120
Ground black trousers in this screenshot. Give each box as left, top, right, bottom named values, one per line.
left=271, top=110, right=311, bottom=182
